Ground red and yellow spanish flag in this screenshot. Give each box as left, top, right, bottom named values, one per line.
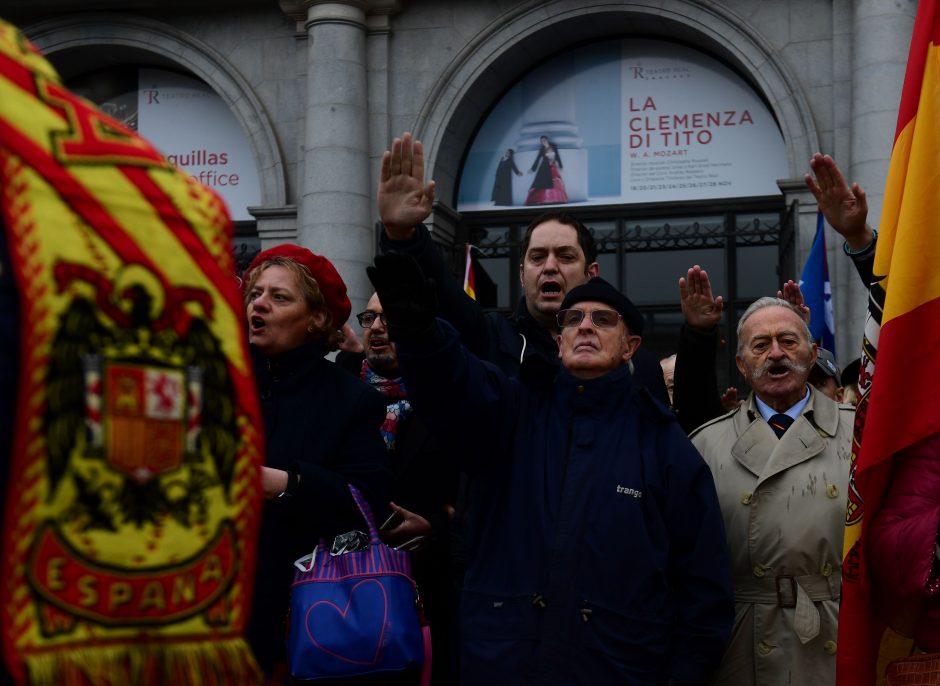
left=0, top=20, right=264, bottom=685
left=463, top=243, right=477, bottom=301
left=838, top=2, right=940, bottom=683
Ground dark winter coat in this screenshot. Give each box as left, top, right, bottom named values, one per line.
left=246, top=341, right=391, bottom=673
left=398, top=320, right=734, bottom=685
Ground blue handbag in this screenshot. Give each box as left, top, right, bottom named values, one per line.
left=286, top=484, right=430, bottom=682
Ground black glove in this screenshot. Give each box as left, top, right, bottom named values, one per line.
left=366, top=253, right=437, bottom=343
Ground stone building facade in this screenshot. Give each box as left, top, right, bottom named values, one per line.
left=4, top=0, right=917, bottom=371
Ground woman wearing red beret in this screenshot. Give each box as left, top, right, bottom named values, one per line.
left=241, top=244, right=392, bottom=683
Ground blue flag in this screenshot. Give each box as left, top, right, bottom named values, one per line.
left=798, top=211, right=836, bottom=354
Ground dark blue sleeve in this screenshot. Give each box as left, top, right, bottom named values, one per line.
left=379, top=224, right=495, bottom=360
left=660, top=425, right=734, bottom=684
left=673, top=324, right=726, bottom=434
left=397, top=319, right=519, bottom=474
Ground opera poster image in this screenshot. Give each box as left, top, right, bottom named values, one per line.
left=457, top=38, right=787, bottom=211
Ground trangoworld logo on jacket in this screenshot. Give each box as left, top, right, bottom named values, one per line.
left=616, top=485, right=643, bottom=498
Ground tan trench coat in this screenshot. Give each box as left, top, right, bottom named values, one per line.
left=690, top=387, right=854, bottom=686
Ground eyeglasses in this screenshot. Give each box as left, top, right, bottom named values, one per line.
left=356, top=311, right=387, bottom=328
left=556, top=308, right=622, bottom=329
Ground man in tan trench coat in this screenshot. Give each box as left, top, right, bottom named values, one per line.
left=690, top=297, right=853, bottom=686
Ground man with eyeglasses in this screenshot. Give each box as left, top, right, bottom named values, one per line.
left=336, top=292, right=460, bottom=685
left=376, top=132, right=669, bottom=405
left=368, top=256, right=733, bottom=686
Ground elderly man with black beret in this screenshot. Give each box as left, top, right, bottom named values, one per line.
left=368, top=256, right=734, bottom=686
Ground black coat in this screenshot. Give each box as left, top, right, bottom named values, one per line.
left=379, top=224, right=671, bottom=406
left=335, top=352, right=460, bottom=685
left=491, top=157, right=521, bottom=206
left=246, top=341, right=392, bottom=673
left=334, top=353, right=458, bottom=534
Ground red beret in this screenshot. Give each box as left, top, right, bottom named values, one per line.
left=245, top=244, right=351, bottom=327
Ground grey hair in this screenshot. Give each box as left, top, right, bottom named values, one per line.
left=736, top=297, right=813, bottom=354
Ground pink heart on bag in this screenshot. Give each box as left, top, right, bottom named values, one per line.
left=305, top=578, right=389, bottom=665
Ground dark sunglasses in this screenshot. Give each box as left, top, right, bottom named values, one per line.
left=356, top=311, right=387, bottom=328
left=556, top=308, right=622, bottom=329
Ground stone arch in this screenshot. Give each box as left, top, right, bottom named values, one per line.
left=25, top=13, right=286, bottom=209
left=413, top=0, right=818, bottom=210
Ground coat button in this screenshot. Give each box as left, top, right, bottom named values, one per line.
left=753, top=564, right=766, bottom=578
left=741, top=491, right=753, bottom=505
left=823, top=640, right=837, bottom=655
left=821, top=562, right=833, bottom=577
left=826, top=484, right=839, bottom=498
left=577, top=385, right=585, bottom=394
left=758, top=640, right=774, bottom=655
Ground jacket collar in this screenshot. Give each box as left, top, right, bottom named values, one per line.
left=731, top=386, right=840, bottom=485
left=509, top=297, right=561, bottom=382
left=252, top=339, right=327, bottom=383
left=555, top=364, right=633, bottom=413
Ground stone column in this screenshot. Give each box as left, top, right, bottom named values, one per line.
left=839, top=0, right=916, bottom=361
left=298, top=0, right=373, bottom=315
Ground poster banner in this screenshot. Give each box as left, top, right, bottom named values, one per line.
left=458, top=39, right=787, bottom=210
left=138, top=70, right=260, bottom=221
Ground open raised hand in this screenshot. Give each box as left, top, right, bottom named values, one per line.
left=679, top=265, right=724, bottom=332
left=378, top=132, right=436, bottom=240
left=776, top=279, right=811, bottom=324
left=804, top=153, right=874, bottom=250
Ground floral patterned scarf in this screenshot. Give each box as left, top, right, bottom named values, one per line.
left=361, top=360, right=412, bottom=450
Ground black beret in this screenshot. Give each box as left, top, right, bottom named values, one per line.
left=560, top=277, right=644, bottom=335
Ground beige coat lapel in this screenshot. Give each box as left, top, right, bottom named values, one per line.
left=730, top=388, right=840, bottom=486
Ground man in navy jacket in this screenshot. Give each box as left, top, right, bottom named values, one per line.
left=368, top=259, right=734, bottom=686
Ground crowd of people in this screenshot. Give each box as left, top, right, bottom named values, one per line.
left=233, top=133, right=936, bottom=686
left=2, top=26, right=935, bottom=680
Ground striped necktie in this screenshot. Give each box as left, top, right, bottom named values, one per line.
left=768, top=413, right=794, bottom=439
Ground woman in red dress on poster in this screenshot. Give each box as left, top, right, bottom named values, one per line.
left=525, top=135, right=568, bottom=205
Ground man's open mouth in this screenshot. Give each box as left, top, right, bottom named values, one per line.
left=369, top=336, right=390, bottom=351
left=540, top=281, right=562, bottom=296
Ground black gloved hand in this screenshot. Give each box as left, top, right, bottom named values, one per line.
left=366, top=253, right=438, bottom=343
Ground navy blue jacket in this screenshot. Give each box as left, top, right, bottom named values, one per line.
left=399, top=321, right=733, bottom=686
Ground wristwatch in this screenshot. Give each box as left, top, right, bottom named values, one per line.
left=277, top=469, right=300, bottom=499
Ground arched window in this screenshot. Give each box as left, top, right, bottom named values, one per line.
left=456, top=38, right=791, bottom=391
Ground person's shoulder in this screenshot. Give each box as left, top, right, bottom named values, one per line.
left=323, top=357, right=381, bottom=399
left=688, top=404, right=740, bottom=440
left=835, top=401, right=857, bottom=430
left=630, top=384, right=678, bottom=426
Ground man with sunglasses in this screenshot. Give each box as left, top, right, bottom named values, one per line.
left=368, top=256, right=733, bottom=686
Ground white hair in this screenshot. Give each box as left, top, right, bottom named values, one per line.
left=736, top=297, right=813, bottom=354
